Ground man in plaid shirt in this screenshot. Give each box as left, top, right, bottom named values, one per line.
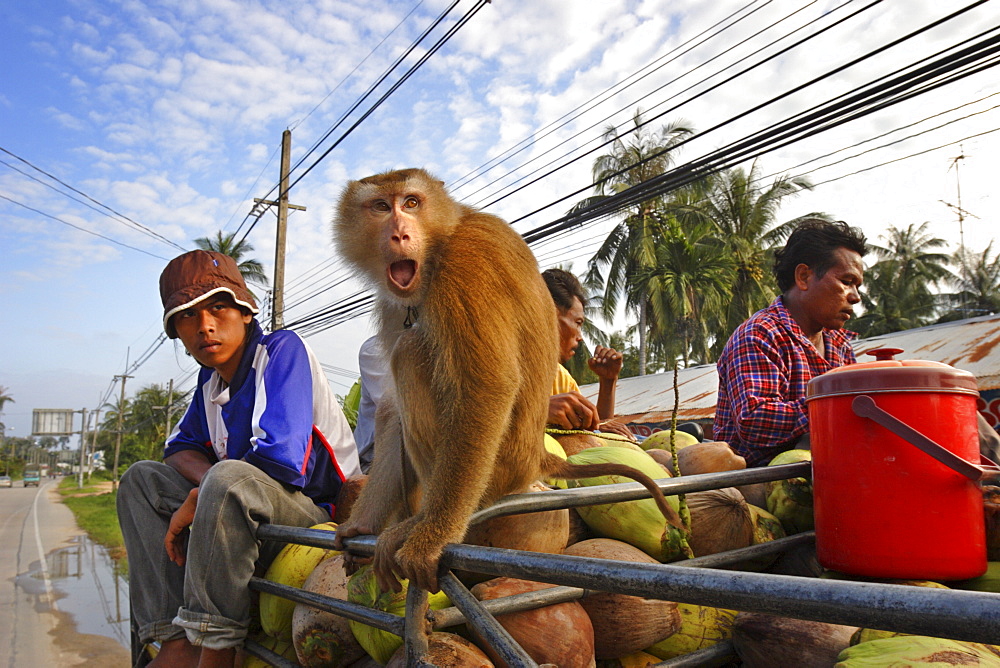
left=715, top=220, right=868, bottom=467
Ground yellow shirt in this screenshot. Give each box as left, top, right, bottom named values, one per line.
left=552, top=365, right=580, bottom=395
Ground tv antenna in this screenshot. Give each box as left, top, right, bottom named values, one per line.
left=941, top=145, right=976, bottom=257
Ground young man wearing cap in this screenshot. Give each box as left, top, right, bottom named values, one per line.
left=714, top=219, right=868, bottom=467
left=117, top=250, right=361, bottom=667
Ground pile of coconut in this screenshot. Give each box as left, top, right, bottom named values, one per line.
left=250, top=430, right=1000, bottom=667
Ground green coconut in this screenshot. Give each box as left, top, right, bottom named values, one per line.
left=543, top=434, right=569, bottom=489
left=645, top=602, right=738, bottom=660
left=765, top=449, right=814, bottom=535
left=346, top=566, right=451, bottom=664
left=836, top=636, right=1000, bottom=667
left=639, top=429, right=699, bottom=452
left=566, top=446, right=685, bottom=562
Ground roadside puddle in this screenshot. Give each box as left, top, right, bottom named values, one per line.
left=17, top=532, right=132, bottom=659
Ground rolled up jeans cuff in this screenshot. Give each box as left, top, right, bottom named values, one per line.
left=173, top=607, right=247, bottom=650
left=139, top=618, right=187, bottom=645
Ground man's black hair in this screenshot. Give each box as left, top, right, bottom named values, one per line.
left=774, top=219, right=868, bottom=293
left=541, top=268, right=587, bottom=311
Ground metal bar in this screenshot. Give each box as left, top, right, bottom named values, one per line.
left=438, top=571, right=538, bottom=667
left=676, top=532, right=815, bottom=569
left=249, top=577, right=405, bottom=635
left=438, top=545, right=1000, bottom=645
left=653, top=640, right=736, bottom=668
left=404, top=585, right=431, bottom=664
left=430, top=585, right=588, bottom=629
left=470, top=462, right=810, bottom=524
left=257, top=524, right=342, bottom=549
left=242, top=639, right=299, bottom=668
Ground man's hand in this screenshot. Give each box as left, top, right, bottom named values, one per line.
left=165, top=487, right=199, bottom=567
left=588, top=346, right=623, bottom=381
left=548, top=393, right=600, bottom=431
left=598, top=419, right=635, bottom=440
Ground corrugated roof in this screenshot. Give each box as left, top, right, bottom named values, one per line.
left=581, top=313, right=1000, bottom=424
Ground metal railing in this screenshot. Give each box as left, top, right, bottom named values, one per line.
left=246, top=461, right=1000, bottom=666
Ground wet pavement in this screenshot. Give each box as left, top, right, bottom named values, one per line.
left=38, top=533, right=131, bottom=649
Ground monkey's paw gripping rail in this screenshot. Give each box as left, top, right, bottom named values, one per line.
left=232, top=462, right=1000, bottom=667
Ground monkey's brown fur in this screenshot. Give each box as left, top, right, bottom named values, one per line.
left=333, top=168, right=681, bottom=593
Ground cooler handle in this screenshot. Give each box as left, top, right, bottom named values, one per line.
left=851, top=394, right=1000, bottom=482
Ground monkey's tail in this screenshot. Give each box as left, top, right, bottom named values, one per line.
left=542, top=453, right=685, bottom=532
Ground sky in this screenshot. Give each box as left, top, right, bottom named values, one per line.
left=2, top=0, right=999, bottom=446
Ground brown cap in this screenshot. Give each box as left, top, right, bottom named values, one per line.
left=160, top=250, right=259, bottom=338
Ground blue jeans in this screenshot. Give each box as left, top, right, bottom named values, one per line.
left=117, top=459, right=330, bottom=650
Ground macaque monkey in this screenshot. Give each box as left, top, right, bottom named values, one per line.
left=333, top=168, right=681, bottom=593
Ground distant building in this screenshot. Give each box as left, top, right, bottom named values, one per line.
left=581, top=313, right=1000, bottom=436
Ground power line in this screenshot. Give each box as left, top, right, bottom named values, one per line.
left=0, top=146, right=186, bottom=251
left=0, top=194, right=171, bottom=260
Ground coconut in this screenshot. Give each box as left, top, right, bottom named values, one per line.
left=556, top=432, right=606, bottom=456
left=563, top=539, right=681, bottom=659
left=766, top=542, right=822, bottom=578
left=731, top=504, right=787, bottom=571
left=461, top=482, right=569, bottom=585
left=543, top=435, right=569, bottom=489
left=333, top=474, right=368, bottom=523
left=566, top=507, right=596, bottom=548
left=595, top=650, right=661, bottom=667
left=732, top=612, right=856, bottom=668
left=836, top=636, right=1000, bottom=666
left=243, top=631, right=300, bottom=667
left=385, top=632, right=493, bottom=667
left=639, top=429, right=699, bottom=452
left=984, top=486, right=1000, bottom=561
left=346, top=566, right=451, bottom=664
left=765, top=449, right=814, bottom=535
left=677, top=442, right=746, bottom=477
left=737, top=483, right=768, bottom=508
left=292, top=554, right=366, bottom=667
left=594, top=434, right=645, bottom=454
left=566, top=447, right=685, bottom=562
left=645, top=603, right=738, bottom=660
left=642, top=449, right=676, bottom=475
left=469, top=577, right=596, bottom=668
left=686, top=488, right=754, bottom=558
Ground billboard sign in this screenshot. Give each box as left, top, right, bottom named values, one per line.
left=32, top=409, right=76, bottom=436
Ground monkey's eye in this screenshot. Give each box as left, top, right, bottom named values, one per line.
left=403, top=196, right=419, bottom=209
left=372, top=200, right=391, bottom=212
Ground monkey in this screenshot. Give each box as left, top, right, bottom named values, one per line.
left=332, top=168, right=682, bottom=594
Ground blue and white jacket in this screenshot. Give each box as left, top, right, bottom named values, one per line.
left=165, top=321, right=361, bottom=515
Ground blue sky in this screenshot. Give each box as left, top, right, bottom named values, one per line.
left=2, top=0, right=999, bottom=445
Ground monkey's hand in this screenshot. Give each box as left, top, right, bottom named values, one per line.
left=334, top=518, right=378, bottom=575
left=390, top=517, right=453, bottom=595
left=372, top=516, right=421, bottom=594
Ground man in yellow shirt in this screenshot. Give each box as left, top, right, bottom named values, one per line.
left=543, top=269, right=629, bottom=435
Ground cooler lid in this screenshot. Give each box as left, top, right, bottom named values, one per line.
left=806, top=348, right=979, bottom=400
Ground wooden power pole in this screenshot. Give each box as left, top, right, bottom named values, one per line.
left=112, top=372, right=133, bottom=491
left=254, top=130, right=305, bottom=331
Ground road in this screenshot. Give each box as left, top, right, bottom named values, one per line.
left=0, top=480, right=130, bottom=667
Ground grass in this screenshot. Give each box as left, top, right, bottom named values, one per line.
left=58, top=470, right=127, bottom=570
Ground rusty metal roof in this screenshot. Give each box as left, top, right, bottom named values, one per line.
left=581, top=313, right=1000, bottom=424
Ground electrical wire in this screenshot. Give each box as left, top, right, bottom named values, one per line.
left=0, top=194, right=171, bottom=260
left=0, top=146, right=186, bottom=251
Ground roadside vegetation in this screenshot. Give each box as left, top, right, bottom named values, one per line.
left=58, top=470, right=127, bottom=572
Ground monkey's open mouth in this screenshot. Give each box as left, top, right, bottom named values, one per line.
left=389, top=260, right=417, bottom=289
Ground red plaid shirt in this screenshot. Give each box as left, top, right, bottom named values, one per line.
left=714, top=297, right=857, bottom=467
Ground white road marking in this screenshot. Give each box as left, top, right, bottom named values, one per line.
left=32, top=481, right=58, bottom=611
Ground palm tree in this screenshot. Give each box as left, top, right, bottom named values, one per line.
left=675, top=162, right=815, bottom=355
left=194, top=231, right=270, bottom=290
left=641, top=217, right=735, bottom=366
left=579, top=110, right=694, bottom=375
left=939, top=241, right=1000, bottom=321
left=850, top=222, right=950, bottom=337
left=0, top=385, right=13, bottom=414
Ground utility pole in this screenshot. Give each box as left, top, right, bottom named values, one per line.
left=254, top=130, right=305, bottom=331
left=77, top=407, right=88, bottom=489
left=112, top=372, right=133, bottom=491
left=164, top=378, right=175, bottom=440
left=90, top=406, right=102, bottom=476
